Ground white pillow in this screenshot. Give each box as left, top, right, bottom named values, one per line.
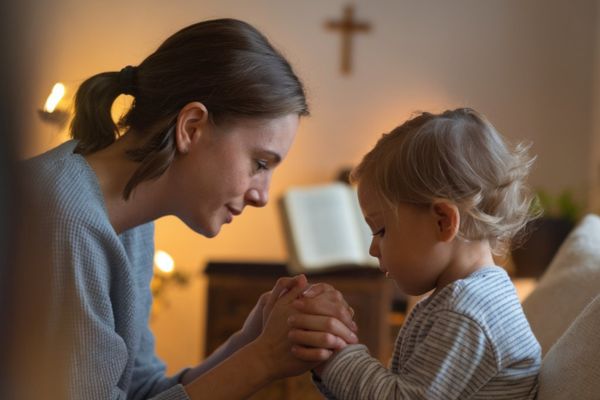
left=521, top=214, right=600, bottom=355
left=537, top=293, right=600, bottom=400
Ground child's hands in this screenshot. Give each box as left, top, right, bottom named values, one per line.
left=288, top=283, right=359, bottom=362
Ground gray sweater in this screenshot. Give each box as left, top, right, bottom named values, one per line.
left=26, top=141, right=190, bottom=399
left=314, top=266, right=541, bottom=399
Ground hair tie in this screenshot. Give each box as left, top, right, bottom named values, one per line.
left=118, top=65, right=137, bottom=96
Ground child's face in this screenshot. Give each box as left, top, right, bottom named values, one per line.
left=357, top=181, right=449, bottom=296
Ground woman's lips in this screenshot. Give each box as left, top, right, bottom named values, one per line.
left=227, top=205, right=242, bottom=215
left=225, top=206, right=241, bottom=223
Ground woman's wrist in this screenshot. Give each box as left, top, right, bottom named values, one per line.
left=226, top=330, right=248, bottom=351
left=183, top=340, right=274, bottom=399
left=180, top=330, right=253, bottom=385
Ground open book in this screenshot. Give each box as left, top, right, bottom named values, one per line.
left=279, top=182, right=379, bottom=273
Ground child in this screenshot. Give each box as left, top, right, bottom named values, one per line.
left=289, top=108, right=541, bottom=399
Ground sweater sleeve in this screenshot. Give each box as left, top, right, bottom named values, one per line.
left=316, top=311, right=498, bottom=400
left=130, top=289, right=190, bottom=399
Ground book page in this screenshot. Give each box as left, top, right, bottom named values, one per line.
left=282, top=183, right=367, bottom=271
left=348, top=187, right=380, bottom=267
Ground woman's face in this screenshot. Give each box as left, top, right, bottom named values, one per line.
left=169, top=114, right=299, bottom=237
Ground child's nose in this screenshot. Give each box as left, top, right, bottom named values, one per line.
left=369, top=240, right=380, bottom=258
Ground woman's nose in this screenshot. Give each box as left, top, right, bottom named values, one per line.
left=245, top=187, right=269, bottom=208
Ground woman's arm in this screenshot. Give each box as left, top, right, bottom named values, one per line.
left=183, top=281, right=322, bottom=399
left=182, top=277, right=359, bottom=399
left=180, top=276, right=306, bottom=384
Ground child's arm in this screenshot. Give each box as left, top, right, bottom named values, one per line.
left=289, top=310, right=512, bottom=400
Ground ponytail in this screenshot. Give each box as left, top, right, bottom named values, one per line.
left=70, top=71, right=122, bottom=154
left=69, top=19, right=308, bottom=199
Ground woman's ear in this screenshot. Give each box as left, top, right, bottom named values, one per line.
left=431, top=200, right=460, bottom=242
left=175, top=102, right=209, bottom=154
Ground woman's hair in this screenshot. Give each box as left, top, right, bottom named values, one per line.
left=70, top=18, right=309, bottom=199
left=351, top=108, right=538, bottom=255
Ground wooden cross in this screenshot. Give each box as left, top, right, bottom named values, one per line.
left=325, top=5, right=371, bottom=75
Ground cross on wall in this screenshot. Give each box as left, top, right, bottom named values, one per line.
left=325, top=5, right=372, bottom=75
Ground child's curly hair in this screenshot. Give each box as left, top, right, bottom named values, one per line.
left=351, top=108, right=538, bottom=255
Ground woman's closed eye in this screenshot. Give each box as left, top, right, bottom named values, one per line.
left=255, top=159, right=269, bottom=172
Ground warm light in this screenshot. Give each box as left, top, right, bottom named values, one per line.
left=43, top=83, right=66, bottom=113
left=154, top=250, right=175, bottom=274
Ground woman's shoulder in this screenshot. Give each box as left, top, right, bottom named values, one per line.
left=24, top=141, right=111, bottom=231
left=25, top=140, right=86, bottom=178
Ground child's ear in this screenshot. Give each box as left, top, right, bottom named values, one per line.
left=431, top=200, right=460, bottom=242
left=175, top=101, right=209, bottom=154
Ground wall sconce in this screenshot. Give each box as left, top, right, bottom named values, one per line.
left=151, top=250, right=190, bottom=318
left=154, top=250, right=175, bottom=275
left=37, top=82, right=70, bottom=128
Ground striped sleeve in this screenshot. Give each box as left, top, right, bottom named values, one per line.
left=316, top=311, right=498, bottom=400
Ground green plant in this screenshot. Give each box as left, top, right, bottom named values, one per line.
left=533, top=189, right=583, bottom=225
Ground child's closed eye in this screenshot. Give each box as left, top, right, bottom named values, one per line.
left=372, top=227, right=385, bottom=237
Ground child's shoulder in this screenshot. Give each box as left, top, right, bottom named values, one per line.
left=429, top=266, right=521, bottom=326
left=424, top=266, right=541, bottom=372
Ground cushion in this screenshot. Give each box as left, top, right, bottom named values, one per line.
left=521, top=214, right=600, bottom=355
left=537, top=293, right=600, bottom=399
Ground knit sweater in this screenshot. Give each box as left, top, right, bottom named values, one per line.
left=314, top=266, right=541, bottom=399
left=26, top=141, right=190, bottom=399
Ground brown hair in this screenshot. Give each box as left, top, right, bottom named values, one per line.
left=70, top=18, right=309, bottom=199
left=351, top=108, right=538, bottom=255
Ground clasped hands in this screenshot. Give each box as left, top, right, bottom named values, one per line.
left=241, top=274, right=358, bottom=380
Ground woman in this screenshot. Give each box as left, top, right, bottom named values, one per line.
left=22, top=18, right=356, bottom=399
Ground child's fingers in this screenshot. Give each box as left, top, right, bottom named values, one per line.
left=288, top=329, right=346, bottom=350
left=290, top=345, right=332, bottom=362
left=288, top=314, right=359, bottom=345
left=293, top=295, right=357, bottom=333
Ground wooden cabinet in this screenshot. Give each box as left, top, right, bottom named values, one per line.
left=204, top=262, right=394, bottom=399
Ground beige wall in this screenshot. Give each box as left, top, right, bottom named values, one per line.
left=22, top=0, right=598, bottom=373
left=590, top=0, right=600, bottom=212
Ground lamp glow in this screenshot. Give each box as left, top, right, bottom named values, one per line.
left=44, top=83, right=66, bottom=113
left=154, top=250, right=174, bottom=274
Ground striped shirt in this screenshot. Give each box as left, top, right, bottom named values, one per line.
left=314, top=266, right=540, bottom=399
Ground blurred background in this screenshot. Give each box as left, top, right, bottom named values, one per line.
left=8, top=0, right=600, bottom=375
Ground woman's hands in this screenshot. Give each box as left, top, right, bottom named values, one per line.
left=254, top=279, right=360, bottom=380
left=184, top=276, right=358, bottom=399
left=238, top=276, right=359, bottom=381
left=238, top=275, right=308, bottom=346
